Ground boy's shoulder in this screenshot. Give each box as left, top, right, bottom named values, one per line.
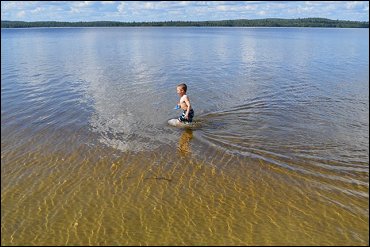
left=181, top=94, right=189, bottom=100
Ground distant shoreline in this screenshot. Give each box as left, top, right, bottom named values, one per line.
left=2, top=26, right=368, bottom=31
left=2, top=18, right=369, bottom=28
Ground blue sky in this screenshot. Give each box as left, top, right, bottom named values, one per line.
left=1, top=1, right=369, bottom=22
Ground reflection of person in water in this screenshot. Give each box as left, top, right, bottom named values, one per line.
left=178, top=129, right=193, bottom=157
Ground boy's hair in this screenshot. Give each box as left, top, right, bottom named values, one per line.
left=177, top=83, right=187, bottom=92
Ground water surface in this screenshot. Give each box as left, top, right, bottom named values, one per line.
left=1, top=27, right=369, bottom=245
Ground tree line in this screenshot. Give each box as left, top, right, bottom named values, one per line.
left=2, top=18, right=369, bottom=28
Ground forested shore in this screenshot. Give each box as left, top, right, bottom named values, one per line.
left=2, top=18, right=369, bottom=28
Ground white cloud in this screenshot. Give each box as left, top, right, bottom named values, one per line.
left=101, top=1, right=115, bottom=5
left=70, top=7, right=81, bottom=14
left=244, top=5, right=257, bottom=11
left=178, top=1, right=191, bottom=7
left=143, top=2, right=155, bottom=10
left=30, top=7, right=44, bottom=14
left=16, top=10, right=26, bottom=18
left=1, top=2, right=15, bottom=10
left=1, top=1, right=368, bottom=22
left=2, top=1, right=38, bottom=11
left=299, top=6, right=314, bottom=13
left=117, top=2, right=125, bottom=13
left=215, top=4, right=256, bottom=12
left=215, top=5, right=228, bottom=11
left=346, top=1, right=364, bottom=10
left=74, top=1, right=93, bottom=8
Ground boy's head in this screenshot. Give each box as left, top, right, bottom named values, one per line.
left=177, top=83, right=187, bottom=95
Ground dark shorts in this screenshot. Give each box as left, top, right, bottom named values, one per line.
left=178, top=109, right=194, bottom=123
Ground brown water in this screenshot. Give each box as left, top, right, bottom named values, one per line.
left=1, top=27, right=369, bottom=245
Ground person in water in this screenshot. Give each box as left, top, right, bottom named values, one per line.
left=176, top=83, right=194, bottom=124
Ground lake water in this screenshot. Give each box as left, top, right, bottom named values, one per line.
left=1, top=27, right=369, bottom=245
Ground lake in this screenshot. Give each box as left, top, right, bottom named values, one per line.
left=1, top=27, right=369, bottom=245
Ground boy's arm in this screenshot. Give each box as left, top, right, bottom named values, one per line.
left=184, top=96, right=191, bottom=119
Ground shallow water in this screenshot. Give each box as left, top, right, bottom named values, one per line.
left=1, top=27, right=369, bottom=245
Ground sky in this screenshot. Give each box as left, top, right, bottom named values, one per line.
left=1, top=1, right=369, bottom=22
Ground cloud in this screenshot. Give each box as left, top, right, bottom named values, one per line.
left=117, top=2, right=125, bottom=13
left=30, top=7, right=44, bottom=14
left=73, top=1, right=93, bottom=8
left=70, top=7, right=81, bottom=14
left=143, top=2, right=156, bottom=10
left=346, top=1, right=366, bottom=10
left=1, top=1, right=368, bottom=22
left=16, top=10, right=26, bottom=18
left=215, top=5, right=228, bottom=11
left=101, top=1, right=115, bottom=5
